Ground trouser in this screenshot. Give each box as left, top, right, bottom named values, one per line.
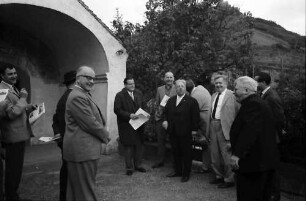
left=199, top=111, right=211, bottom=170
left=236, top=170, right=274, bottom=201
left=3, top=141, right=26, bottom=201
left=0, top=153, right=3, bottom=201
left=210, top=120, right=234, bottom=183
left=59, top=159, right=68, bottom=201
left=170, top=133, right=192, bottom=177
left=123, top=143, right=143, bottom=171
left=66, top=160, right=98, bottom=201
left=155, top=121, right=167, bottom=163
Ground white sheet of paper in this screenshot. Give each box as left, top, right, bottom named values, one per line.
left=29, top=102, right=45, bottom=124
left=129, top=108, right=150, bottom=130
left=0, top=89, right=9, bottom=102
left=39, top=135, right=61, bottom=142
left=160, top=95, right=170, bottom=107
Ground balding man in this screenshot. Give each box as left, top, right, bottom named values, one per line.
left=152, top=71, right=176, bottom=168
left=63, top=66, right=109, bottom=201
left=163, top=79, right=200, bottom=182
left=230, top=76, right=279, bottom=201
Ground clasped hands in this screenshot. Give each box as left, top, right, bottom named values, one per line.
left=230, top=155, right=240, bottom=170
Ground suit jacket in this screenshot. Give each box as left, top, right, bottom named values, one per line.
left=0, top=82, right=32, bottom=143
left=164, top=94, right=200, bottom=136
left=262, top=88, right=284, bottom=132
left=191, top=85, right=211, bottom=136
left=52, top=89, right=73, bottom=136
left=230, top=94, right=279, bottom=173
left=63, top=86, right=109, bottom=162
left=210, top=89, right=240, bottom=140
left=154, top=84, right=176, bottom=122
left=114, top=88, right=146, bottom=145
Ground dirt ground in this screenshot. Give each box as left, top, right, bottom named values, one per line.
left=18, top=143, right=304, bottom=201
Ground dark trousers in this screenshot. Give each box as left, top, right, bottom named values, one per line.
left=155, top=121, right=167, bottom=163
left=59, top=159, right=68, bottom=201
left=123, top=143, right=143, bottom=171
left=4, top=141, right=26, bottom=200
left=0, top=155, right=3, bottom=201
left=236, top=170, right=274, bottom=201
left=66, top=160, right=98, bottom=201
left=170, top=133, right=192, bottom=177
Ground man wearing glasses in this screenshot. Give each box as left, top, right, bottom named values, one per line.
left=63, top=66, right=109, bottom=201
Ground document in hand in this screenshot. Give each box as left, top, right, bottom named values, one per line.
left=160, top=95, right=170, bottom=107
left=39, top=135, right=61, bottom=142
left=129, top=108, right=150, bottom=130
left=0, top=89, right=9, bottom=102
left=29, top=102, right=45, bottom=124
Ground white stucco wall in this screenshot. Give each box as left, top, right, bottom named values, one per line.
left=0, top=0, right=127, bottom=150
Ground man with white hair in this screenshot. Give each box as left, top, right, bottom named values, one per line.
left=162, top=79, right=200, bottom=182
left=63, top=66, right=110, bottom=201
left=230, top=76, right=279, bottom=201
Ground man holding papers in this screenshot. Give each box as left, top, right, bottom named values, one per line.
left=114, top=75, right=148, bottom=176
left=0, top=63, right=36, bottom=201
left=152, top=71, right=176, bottom=169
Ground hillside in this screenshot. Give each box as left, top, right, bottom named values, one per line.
left=251, top=18, right=305, bottom=79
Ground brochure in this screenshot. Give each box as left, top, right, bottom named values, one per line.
left=129, top=108, right=150, bottom=130
left=29, top=102, right=45, bottom=124
left=0, top=89, right=9, bottom=102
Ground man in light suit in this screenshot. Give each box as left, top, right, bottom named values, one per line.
left=0, top=64, right=36, bottom=201
left=152, top=71, right=176, bottom=168
left=63, top=66, right=109, bottom=201
left=255, top=72, right=284, bottom=201
left=209, top=74, right=240, bottom=188
left=114, top=75, right=147, bottom=176
left=230, top=76, right=279, bottom=201
left=0, top=99, right=8, bottom=201
left=163, top=79, right=200, bottom=182
left=186, top=79, right=212, bottom=173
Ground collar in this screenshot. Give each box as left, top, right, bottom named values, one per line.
left=262, top=86, right=270, bottom=96
left=165, top=84, right=174, bottom=90
left=1, top=81, right=14, bottom=89
left=177, top=93, right=186, bottom=99
left=217, top=88, right=227, bottom=95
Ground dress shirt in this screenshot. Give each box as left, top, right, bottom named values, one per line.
left=212, top=88, right=227, bottom=119
left=128, top=91, right=134, bottom=100
left=176, top=94, right=185, bottom=106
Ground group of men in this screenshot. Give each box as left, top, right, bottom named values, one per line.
left=148, top=71, right=284, bottom=200
left=0, top=61, right=284, bottom=201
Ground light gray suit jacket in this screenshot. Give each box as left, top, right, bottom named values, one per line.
left=210, top=89, right=240, bottom=140
left=63, top=86, right=109, bottom=162
left=191, top=85, right=211, bottom=136
left=0, top=82, right=32, bottom=143
left=154, top=84, right=176, bottom=121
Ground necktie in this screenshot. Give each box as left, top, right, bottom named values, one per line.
left=12, top=86, right=20, bottom=97
left=130, top=92, right=134, bottom=101
left=212, top=93, right=221, bottom=119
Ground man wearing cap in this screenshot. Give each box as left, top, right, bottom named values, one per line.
left=52, top=70, right=76, bottom=201
left=63, top=66, right=109, bottom=201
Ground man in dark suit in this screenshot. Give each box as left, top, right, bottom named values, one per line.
left=114, top=75, right=147, bottom=176
left=0, top=64, right=36, bottom=201
left=63, top=66, right=109, bottom=201
left=162, top=79, right=200, bottom=182
left=52, top=70, right=76, bottom=201
left=152, top=71, right=176, bottom=168
left=230, top=76, right=279, bottom=201
left=255, top=72, right=284, bottom=201
left=209, top=74, right=240, bottom=188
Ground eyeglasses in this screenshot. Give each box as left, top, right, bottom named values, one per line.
left=78, top=75, right=95, bottom=81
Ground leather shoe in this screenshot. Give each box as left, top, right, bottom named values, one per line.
left=152, top=162, right=164, bottom=169
left=135, top=167, right=146, bottom=172
left=217, top=182, right=235, bottom=188
left=181, top=176, right=190, bottom=182
left=126, top=170, right=133, bottom=176
left=166, top=172, right=182, bottom=177
left=209, top=178, right=224, bottom=184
